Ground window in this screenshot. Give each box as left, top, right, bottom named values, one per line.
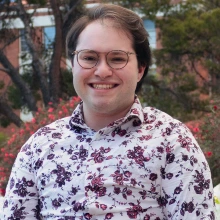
left=143, top=19, right=156, bottom=49
left=44, top=26, right=55, bottom=49
left=19, top=29, right=32, bottom=75
left=143, top=19, right=156, bottom=73
left=20, top=29, right=29, bottom=53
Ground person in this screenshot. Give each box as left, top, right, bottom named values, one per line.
left=2, top=4, right=216, bottom=220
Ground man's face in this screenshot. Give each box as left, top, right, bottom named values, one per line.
left=72, top=20, right=145, bottom=118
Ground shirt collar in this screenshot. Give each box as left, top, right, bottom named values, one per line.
left=125, top=95, right=144, bottom=123
left=69, top=96, right=144, bottom=132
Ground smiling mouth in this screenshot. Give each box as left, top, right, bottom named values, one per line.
left=90, top=84, right=118, bottom=89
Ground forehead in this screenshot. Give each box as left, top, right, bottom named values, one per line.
left=76, top=19, right=134, bottom=51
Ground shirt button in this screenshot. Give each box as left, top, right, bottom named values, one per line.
left=90, top=160, right=95, bottom=165
left=88, top=191, right=93, bottom=197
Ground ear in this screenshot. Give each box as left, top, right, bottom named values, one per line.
left=137, top=65, right=146, bottom=82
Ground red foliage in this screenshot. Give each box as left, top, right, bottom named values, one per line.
left=186, top=103, right=220, bottom=186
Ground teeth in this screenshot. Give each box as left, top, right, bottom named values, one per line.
left=92, top=84, right=114, bottom=89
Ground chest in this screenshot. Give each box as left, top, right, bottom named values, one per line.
left=34, top=129, right=167, bottom=195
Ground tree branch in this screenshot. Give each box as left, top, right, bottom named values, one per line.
left=0, top=67, right=9, bottom=73
left=48, top=0, right=63, bottom=104
left=0, top=50, right=37, bottom=111
left=191, top=60, right=208, bottom=82
left=63, top=0, right=83, bottom=22
left=17, top=0, right=50, bottom=105
left=0, top=97, right=23, bottom=127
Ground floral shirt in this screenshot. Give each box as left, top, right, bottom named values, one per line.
left=2, top=97, right=215, bottom=220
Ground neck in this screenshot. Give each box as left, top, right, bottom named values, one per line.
left=82, top=104, right=132, bottom=131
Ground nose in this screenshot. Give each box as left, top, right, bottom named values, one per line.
left=94, top=56, right=113, bottom=79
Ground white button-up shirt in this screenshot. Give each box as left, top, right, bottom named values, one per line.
left=2, top=97, right=215, bottom=219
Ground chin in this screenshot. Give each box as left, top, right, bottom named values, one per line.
left=93, top=102, right=111, bottom=110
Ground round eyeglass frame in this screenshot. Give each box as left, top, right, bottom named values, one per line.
left=72, top=49, right=136, bottom=70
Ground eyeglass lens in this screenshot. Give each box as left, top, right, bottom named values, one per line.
left=77, top=50, right=129, bottom=69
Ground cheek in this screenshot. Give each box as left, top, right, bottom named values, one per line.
left=72, top=67, right=90, bottom=86
left=72, top=68, right=80, bottom=87
left=72, top=75, right=82, bottom=97
left=72, top=63, right=82, bottom=78
left=73, top=72, right=80, bottom=85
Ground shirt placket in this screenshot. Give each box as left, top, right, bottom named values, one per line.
left=83, top=128, right=113, bottom=217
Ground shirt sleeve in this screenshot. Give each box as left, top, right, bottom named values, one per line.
left=160, top=122, right=216, bottom=219
left=2, top=135, right=40, bottom=219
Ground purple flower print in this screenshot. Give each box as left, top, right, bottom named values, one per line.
left=47, top=154, right=55, bottom=160
left=96, top=186, right=107, bottom=197
left=13, top=178, right=34, bottom=197
left=182, top=154, right=188, bottom=161
left=181, top=201, right=195, bottom=216
left=166, top=173, right=173, bottom=180
left=117, top=129, right=127, bottom=137
left=124, top=171, right=132, bottom=178
left=193, top=170, right=210, bottom=194
left=157, top=147, right=164, bottom=153
left=127, top=146, right=150, bottom=167
left=8, top=204, right=27, bottom=219
left=105, top=213, right=114, bottom=219
left=174, top=187, right=183, bottom=194
left=133, top=119, right=141, bottom=127
left=143, top=214, right=151, bottom=220
left=111, top=170, right=125, bottom=185
left=84, top=213, right=92, bottom=219
left=130, top=178, right=137, bottom=186
left=72, top=201, right=85, bottom=212
left=91, top=176, right=104, bottom=187
left=52, top=165, right=72, bottom=187
left=149, top=173, right=158, bottom=181
left=114, top=187, right=121, bottom=195
left=157, top=196, right=168, bottom=207
left=34, top=159, right=43, bottom=170
left=10, top=177, right=15, bottom=190
left=166, top=153, right=175, bottom=164
left=79, top=146, right=88, bottom=160
left=71, top=187, right=78, bottom=195
left=52, top=133, right=62, bottom=139
left=52, top=198, right=63, bottom=209
left=127, top=203, right=143, bottom=219
left=127, top=210, right=138, bottom=219
left=100, top=204, right=107, bottom=210
left=126, top=189, right=132, bottom=196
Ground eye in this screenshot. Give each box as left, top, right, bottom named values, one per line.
left=79, top=51, right=98, bottom=63
left=110, top=56, right=126, bottom=63
left=108, top=51, right=127, bottom=64
left=82, top=56, right=97, bottom=61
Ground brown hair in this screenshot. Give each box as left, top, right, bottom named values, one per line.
left=66, top=4, right=152, bottom=93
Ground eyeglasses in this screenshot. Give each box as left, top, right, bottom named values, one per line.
left=72, top=49, right=136, bottom=69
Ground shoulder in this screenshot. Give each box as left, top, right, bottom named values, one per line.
left=142, top=106, right=183, bottom=127
left=34, top=116, right=72, bottom=137
left=141, top=107, right=194, bottom=145
left=20, top=116, right=72, bottom=152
